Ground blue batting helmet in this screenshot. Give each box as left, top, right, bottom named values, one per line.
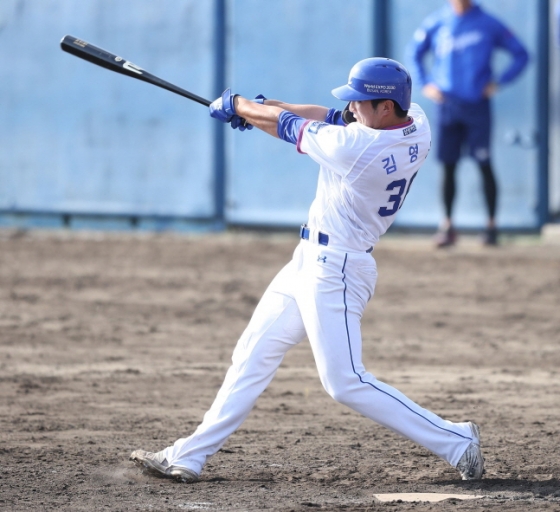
left=332, top=57, right=412, bottom=110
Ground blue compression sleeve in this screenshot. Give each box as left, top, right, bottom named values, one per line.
left=277, top=111, right=307, bottom=145
left=324, top=108, right=345, bottom=126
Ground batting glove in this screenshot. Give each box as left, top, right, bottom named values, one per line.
left=210, top=89, right=266, bottom=131
left=209, top=88, right=236, bottom=123
left=209, top=88, right=250, bottom=131
left=342, top=102, right=356, bottom=124
left=230, top=115, right=253, bottom=131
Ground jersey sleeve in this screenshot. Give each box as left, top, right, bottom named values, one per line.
left=298, top=122, right=365, bottom=177
left=493, top=21, right=529, bottom=85
left=406, top=13, right=440, bottom=87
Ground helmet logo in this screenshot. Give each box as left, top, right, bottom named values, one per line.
left=364, top=84, right=396, bottom=92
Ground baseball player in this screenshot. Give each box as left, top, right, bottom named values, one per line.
left=131, top=58, right=484, bottom=483
left=408, top=0, right=528, bottom=247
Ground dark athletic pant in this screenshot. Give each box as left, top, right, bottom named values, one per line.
left=443, top=161, right=497, bottom=219
left=436, top=96, right=497, bottom=221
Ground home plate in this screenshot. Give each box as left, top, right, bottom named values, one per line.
left=373, top=493, right=484, bottom=503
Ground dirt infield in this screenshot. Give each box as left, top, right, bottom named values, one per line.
left=1, top=229, right=559, bottom=511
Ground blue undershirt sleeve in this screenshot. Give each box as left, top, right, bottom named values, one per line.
left=277, top=111, right=307, bottom=145
left=324, top=108, right=345, bottom=126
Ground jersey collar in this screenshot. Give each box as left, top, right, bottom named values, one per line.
left=384, top=117, right=414, bottom=130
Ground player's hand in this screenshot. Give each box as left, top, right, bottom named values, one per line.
left=342, top=102, right=356, bottom=124
left=209, top=88, right=238, bottom=123
left=422, top=83, right=444, bottom=103
left=210, top=88, right=253, bottom=131
left=230, top=115, right=253, bottom=131
left=483, top=82, right=498, bottom=98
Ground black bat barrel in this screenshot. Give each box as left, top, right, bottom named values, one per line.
left=60, top=35, right=211, bottom=106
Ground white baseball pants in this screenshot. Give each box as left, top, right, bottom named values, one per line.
left=162, top=240, right=473, bottom=475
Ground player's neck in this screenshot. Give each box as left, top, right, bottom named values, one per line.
left=371, top=116, right=412, bottom=130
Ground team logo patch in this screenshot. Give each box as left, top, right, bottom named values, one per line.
left=308, top=121, right=328, bottom=134
left=403, top=124, right=417, bottom=136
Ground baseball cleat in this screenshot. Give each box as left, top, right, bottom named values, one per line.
left=434, top=227, right=457, bottom=248
left=130, top=449, right=199, bottom=483
left=482, top=227, right=499, bottom=246
left=456, top=422, right=484, bottom=480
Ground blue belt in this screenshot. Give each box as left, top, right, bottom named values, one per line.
left=300, top=225, right=373, bottom=253
left=300, top=225, right=329, bottom=246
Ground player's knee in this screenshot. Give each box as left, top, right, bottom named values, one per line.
left=323, top=377, right=357, bottom=405
left=330, top=389, right=353, bottom=406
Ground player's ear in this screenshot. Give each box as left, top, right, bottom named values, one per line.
left=384, top=100, right=395, bottom=114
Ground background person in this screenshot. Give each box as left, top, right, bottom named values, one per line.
left=408, top=0, right=529, bottom=247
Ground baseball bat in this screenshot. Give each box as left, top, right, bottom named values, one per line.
left=60, top=35, right=211, bottom=106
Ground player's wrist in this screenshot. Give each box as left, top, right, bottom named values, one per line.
left=232, top=94, right=241, bottom=113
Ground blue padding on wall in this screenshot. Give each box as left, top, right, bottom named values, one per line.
left=0, top=0, right=216, bottom=219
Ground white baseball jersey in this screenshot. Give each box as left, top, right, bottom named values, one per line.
left=298, top=103, right=430, bottom=252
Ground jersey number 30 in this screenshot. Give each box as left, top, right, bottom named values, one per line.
left=378, top=172, right=418, bottom=217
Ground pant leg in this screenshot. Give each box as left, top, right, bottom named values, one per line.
left=296, top=242, right=472, bottom=467
left=436, top=100, right=465, bottom=222
left=479, top=161, right=498, bottom=220
left=442, top=162, right=458, bottom=219
left=436, top=99, right=464, bottom=165
left=465, top=98, right=491, bottom=165
left=163, top=247, right=307, bottom=474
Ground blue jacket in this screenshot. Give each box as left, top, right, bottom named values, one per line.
left=407, top=3, right=529, bottom=103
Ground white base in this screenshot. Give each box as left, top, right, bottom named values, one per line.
left=373, top=493, right=484, bottom=503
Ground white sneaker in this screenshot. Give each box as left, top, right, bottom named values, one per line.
left=130, top=449, right=199, bottom=483
left=456, top=422, right=484, bottom=480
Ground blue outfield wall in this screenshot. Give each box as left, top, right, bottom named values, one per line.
left=0, top=0, right=551, bottom=231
